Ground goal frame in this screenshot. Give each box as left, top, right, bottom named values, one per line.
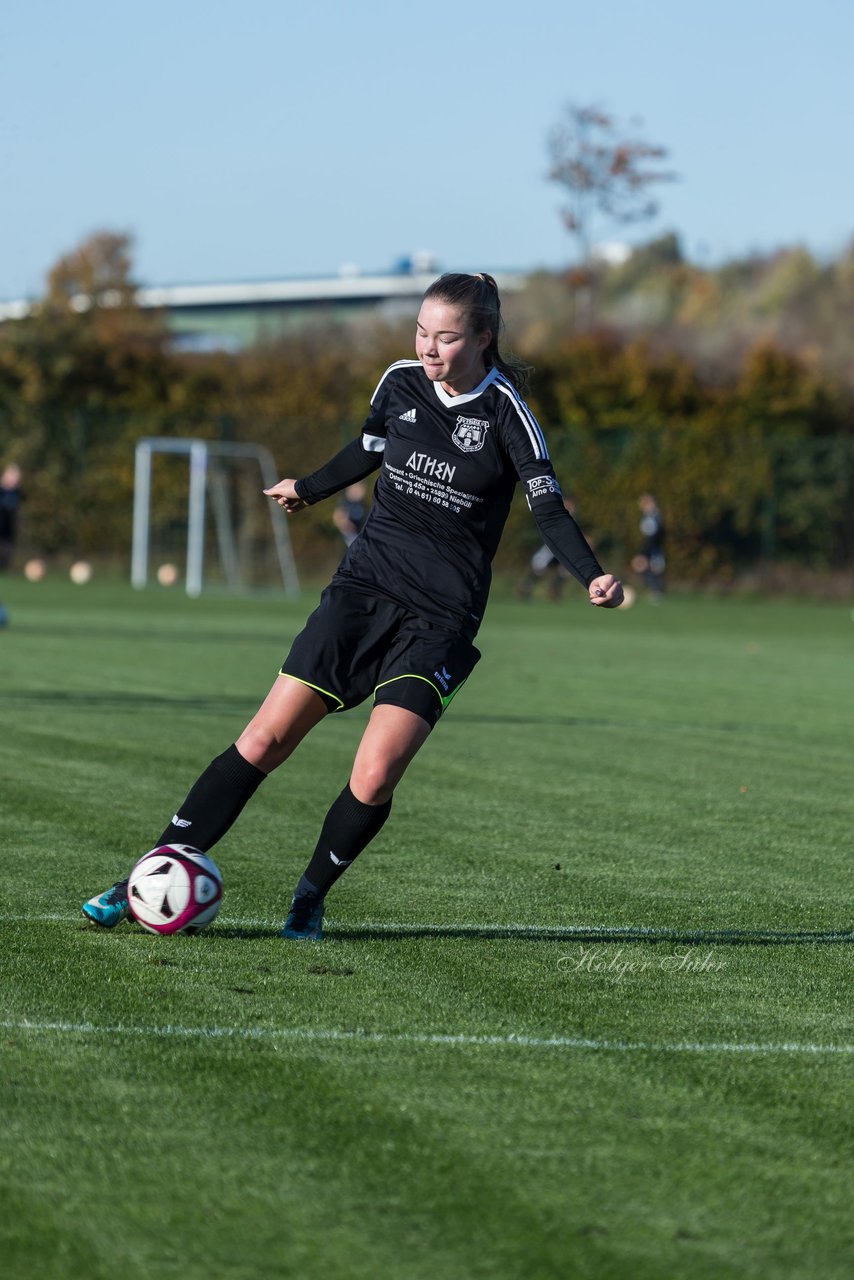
left=130, top=437, right=300, bottom=597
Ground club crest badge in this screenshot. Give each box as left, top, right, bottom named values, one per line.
left=452, top=415, right=490, bottom=453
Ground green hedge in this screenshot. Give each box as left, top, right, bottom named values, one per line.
left=2, top=301, right=852, bottom=582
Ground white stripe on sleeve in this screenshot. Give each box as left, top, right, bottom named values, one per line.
left=495, top=376, right=549, bottom=461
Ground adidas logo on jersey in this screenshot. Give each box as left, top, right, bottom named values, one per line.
left=399, top=408, right=417, bottom=422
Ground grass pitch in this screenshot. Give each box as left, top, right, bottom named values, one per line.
left=1, top=578, right=852, bottom=1279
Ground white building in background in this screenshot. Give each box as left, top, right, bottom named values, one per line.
left=0, top=257, right=527, bottom=352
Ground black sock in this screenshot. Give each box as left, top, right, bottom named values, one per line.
left=294, top=784, right=392, bottom=900
left=155, top=744, right=267, bottom=852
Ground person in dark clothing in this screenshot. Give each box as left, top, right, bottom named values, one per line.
left=517, top=495, right=577, bottom=602
left=632, top=492, right=666, bottom=600
left=83, top=274, right=623, bottom=938
left=332, top=481, right=369, bottom=548
left=0, top=464, right=23, bottom=570
left=0, top=464, right=23, bottom=627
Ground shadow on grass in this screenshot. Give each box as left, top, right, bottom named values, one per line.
left=451, top=712, right=776, bottom=736
left=6, top=623, right=287, bottom=647
left=4, top=691, right=761, bottom=737
left=182, top=923, right=854, bottom=946
left=202, top=927, right=283, bottom=941
left=328, top=924, right=854, bottom=946
left=3, top=690, right=259, bottom=714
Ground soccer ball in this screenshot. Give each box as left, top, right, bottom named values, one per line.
left=128, top=844, right=223, bottom=935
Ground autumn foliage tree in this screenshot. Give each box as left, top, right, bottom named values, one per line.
left=548, top=104, right=676, bottom=267
left=47, top=230, right=136, bottom=309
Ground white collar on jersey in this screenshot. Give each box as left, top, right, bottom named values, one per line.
left=431, top=366, right=499, bottom=408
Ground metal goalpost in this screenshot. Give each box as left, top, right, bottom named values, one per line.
left=131, top=437, right=300, bottom=598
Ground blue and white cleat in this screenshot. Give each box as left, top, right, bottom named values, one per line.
left=281, top=895, right=325, bottom=941
left=82, top=880, right=131, bottom=928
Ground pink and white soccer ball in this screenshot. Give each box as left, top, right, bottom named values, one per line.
left=128, top=844, right=223, bottom=935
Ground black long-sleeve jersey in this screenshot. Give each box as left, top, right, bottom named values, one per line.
left=295, top=361, right=603, bottom=639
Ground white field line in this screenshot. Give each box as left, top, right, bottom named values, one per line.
left=1, top=1017, right=852, bottom=1056
left=2, top=911, right=852, bottom=942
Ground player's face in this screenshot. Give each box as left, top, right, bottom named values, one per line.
left=415, top=300, right=491, bottom=395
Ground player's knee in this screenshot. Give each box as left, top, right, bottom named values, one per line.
left=235, top=721, right=292, bottom=773
left=350, top=758, right=400, bottom=805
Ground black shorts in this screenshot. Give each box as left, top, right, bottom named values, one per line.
left=280, top=585, right=480, bottom=729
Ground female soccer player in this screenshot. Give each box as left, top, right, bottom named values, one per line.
left=83, top=273, right=623, bottom=939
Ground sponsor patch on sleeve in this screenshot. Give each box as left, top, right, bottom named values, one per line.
left=526, top=473, right=562, bottom=502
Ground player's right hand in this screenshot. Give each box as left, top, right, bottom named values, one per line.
left=263, top=479, right=306, bottom=513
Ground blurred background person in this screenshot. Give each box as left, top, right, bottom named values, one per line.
left=631, top=492, right=666, bottom=600
left=517, top=495, right=577, bottom=602
left=0, top=463, right=23, bottom=571
left=0, top=463, right=24, bottom=627
left=332, top=481, right=369, bottom=548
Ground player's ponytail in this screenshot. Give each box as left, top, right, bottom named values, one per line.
left=422, top=272, right=532, bottom=393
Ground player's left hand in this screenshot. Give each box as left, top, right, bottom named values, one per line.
left=588, top=574, right=624, bottom=608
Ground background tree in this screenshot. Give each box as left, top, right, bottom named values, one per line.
left=548, top=103, right=676, bottom=267
left=47, top=230, right=137, bottom=312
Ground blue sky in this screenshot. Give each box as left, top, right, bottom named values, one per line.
left=2, top=0, right=853, bottom=299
